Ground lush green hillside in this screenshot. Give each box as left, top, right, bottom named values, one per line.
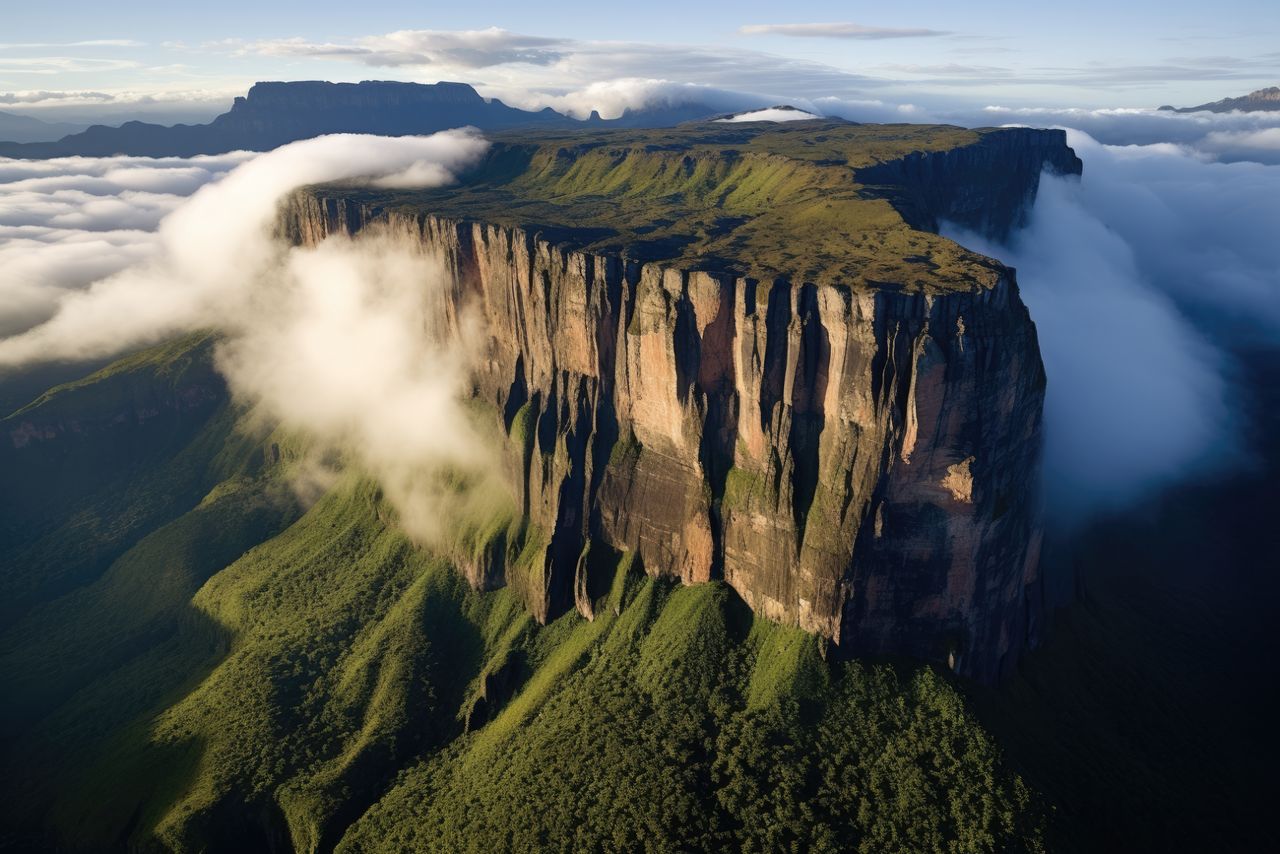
left=0, top=338, right=1042, bottom=852
left=5, top=336, right=1273, bottom=853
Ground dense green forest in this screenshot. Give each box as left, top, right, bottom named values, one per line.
left=0, top=336, right=1039, bottom=852
left=1, top=336, right=1275, bottom=852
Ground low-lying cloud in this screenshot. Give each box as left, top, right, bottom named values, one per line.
left=715, top=107, right=822, bottom=122
left=945, top=129, right=1279, bottom=520
left=975, top=104, right=1280, bottom=164
left=498, top=78, right=774, bottom=121
left=0, top=152, right=250, bottom=335
left=0, top=131, right=485, bottom=364
left=738, top=23, right=949, bottom=40
left=217, top=229, right=499, bottom=540
left=1, top=130, right=499, bottom=540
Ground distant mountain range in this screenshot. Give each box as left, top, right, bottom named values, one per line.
left=0, top=81, right=731, bottom=158
left=0, top=110, right=87, bottom=144
left=1160, top=86, right=1280, bottom=114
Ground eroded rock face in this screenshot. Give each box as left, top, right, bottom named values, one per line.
left=855, top=127, right=1085, bottom=240
left=280, top=136, right=1063, bottom=683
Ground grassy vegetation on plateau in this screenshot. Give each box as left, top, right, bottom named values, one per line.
left=309, top=121, right=1008, bottom=293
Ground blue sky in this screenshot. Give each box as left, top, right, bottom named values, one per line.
left=3, top=0, right=1278, bottom=122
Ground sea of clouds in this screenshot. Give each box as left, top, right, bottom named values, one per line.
left=0, top=152, right=251, bottom=337
left=0, top=130, right=504, bottom=540
left=945, top=129, right=1279, bottom=521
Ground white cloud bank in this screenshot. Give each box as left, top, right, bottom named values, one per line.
left=0, top=152, right=251, bottom=335
left=738, top=23, right=949, bottom=39
left=945, top=130, right=1279, bottom=520
left=0, top=130, right=498, bottom=540
left=0, top=131, right=486, bottom=364
left=976, top=104, right=1280, bottom=164
left=495, top=78, right=774, bottom=121
left=716, top=107, right=822, bottom=122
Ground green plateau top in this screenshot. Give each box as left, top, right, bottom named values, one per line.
left=311, top=120, right=1077, bottom=293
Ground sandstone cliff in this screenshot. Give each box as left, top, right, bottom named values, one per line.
left=282, top=125, right=1079, bottom=682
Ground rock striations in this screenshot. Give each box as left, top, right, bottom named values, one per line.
left=283, top=122, right=1081, bottom=682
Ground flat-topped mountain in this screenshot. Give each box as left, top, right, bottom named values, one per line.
left=286, top=122, right=1081, bottom=681
left=1160, top=86, right=1280, bottom=113
left=305, top=121, right=1081, bottom=288
left=0, top=81, right=570, bottom=158
left=0, top=80, right=747, bottom=158
left=0, top=120, right=1084, bottom=850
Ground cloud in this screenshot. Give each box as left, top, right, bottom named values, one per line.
left=0, top=89, right=230, bottom=107
left=0, top=90, right=118, bottom=105
left=0, top=88, right=237, bottom=126
left=0, top=131, right=487, bottom=365
left=493, top=78, right=774, bottom=120
left=0, top=152, right=251, bottom=335
left=242, top=27, right=566, bottom=69
left=0, top=40, right=145, bottom=49
left=0, top=56, right=142, bottom=75
left=715, top=107, right=822, bottom=122
left=231, top=30, right=884, bottom=100
left=977, top=105, right=1280, bottom=163
left=0, top=130, right=498, bottom=540
left=1058, top=132, right=1280, bottom=340
left=0, top=230, right=156, bottom=337
left=943, top=130, right=1280, bottom=519
left=215, top=231, right=500, bottom=540
left=1200, top=126, right=1280, bottom=162
left=739, top=23, right=949, bottom=39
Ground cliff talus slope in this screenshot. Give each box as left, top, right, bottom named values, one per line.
left=286, top=122, right=1080, bottom=682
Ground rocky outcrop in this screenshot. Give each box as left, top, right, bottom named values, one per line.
left=856, top=128, right=1084, bottom=240
left=281, top=131, right=1073, bottom=683
left=1161, top=86, right=1280, bottom=114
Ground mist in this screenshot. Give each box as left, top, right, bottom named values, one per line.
left=0, top=152, right=251, bottom=336
left=0, top=129, right=499, bottom=541
left=944, top=129, right=1279, bottom=521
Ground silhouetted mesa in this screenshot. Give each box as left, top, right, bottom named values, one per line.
left=0, top=80, right=737, bottom=157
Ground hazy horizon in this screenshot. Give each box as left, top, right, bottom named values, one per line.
left=2, top=1, right=1278, bottom=127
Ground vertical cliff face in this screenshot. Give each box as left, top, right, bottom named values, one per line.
left=280, top=127, right=1072, bottom=682
left=856, top=128, right=1085, bottom=240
